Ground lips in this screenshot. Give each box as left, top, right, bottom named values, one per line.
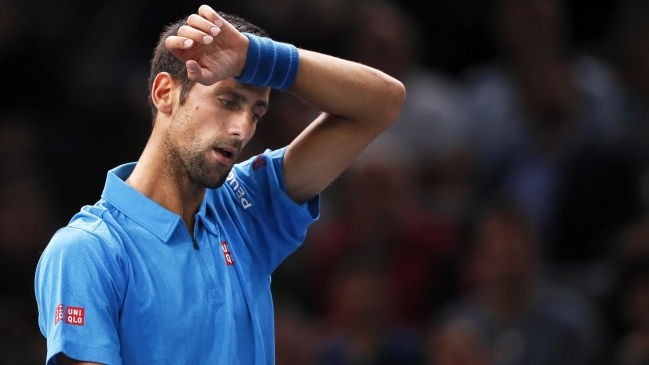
left=212, top=144, right=241, bottom=164
left=214, top=147, right=234, bottom=159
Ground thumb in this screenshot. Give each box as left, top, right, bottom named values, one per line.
left=186, top=60, right=216, bottom=86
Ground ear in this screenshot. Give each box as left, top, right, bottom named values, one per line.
left=151, top=72, right=178, bottom=115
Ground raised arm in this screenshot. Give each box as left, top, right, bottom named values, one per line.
left=284, top=50, right=405, bottom=203
left=166, top=5, right=405, bottom=203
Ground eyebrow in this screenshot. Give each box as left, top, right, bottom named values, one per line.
left=227, top=91, right=269, bottom=109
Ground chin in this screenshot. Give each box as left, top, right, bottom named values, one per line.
left=198, top=165, right=233, bottom=189
left=202, top=178, right=227, bottom=189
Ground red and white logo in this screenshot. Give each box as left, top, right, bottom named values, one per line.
left=54, top=304, right=63, bottom=325
left=221, top=241, right=234, bottom=266
left=65, top=306, right=85, bottom=326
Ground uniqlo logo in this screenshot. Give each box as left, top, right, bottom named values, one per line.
left=54, top=304, right=63, bottom=325
left=221, top=241, right=234, bottom=266
left=65, top=306, right=85, bottom=326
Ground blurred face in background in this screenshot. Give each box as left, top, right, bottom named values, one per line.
left=428, top=320, right=493, bottom=365
left=347, top=0, right=415, bottom=80
left=622, top=28, right=649, bottom=98
left=624, top=273, right=649, bottom=331
left=496, top=0, right=566, bottom=59
left=473, top=211, right=538, bottom=303
left=327, top=268, right=389, bottom=327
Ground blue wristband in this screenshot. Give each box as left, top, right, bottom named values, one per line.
left=234, top=33, right=300, bottom=91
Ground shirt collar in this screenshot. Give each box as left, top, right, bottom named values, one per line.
left=101, top=163, right=182, bottom=242
left=102, top=163, right=219, bottom=241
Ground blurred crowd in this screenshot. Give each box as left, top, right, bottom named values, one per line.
left=1, top=0, right=649, bottom=364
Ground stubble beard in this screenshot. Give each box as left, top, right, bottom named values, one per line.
left=161, top=132, right=233, bottom=190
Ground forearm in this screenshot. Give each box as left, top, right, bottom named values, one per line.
left=281, top=50, right=405, bottom=203
left=291, top=49, right=406, bottom=129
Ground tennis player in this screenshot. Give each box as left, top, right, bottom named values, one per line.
left=35, top=5, right=405, bottom=365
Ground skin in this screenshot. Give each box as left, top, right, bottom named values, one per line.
left=58, top=4, right=405, bottom=364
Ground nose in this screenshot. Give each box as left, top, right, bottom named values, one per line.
left=227, top=111, right=255, bottom=141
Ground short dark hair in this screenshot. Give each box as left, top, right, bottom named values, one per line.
left=147, top=12, right=268, bottom=122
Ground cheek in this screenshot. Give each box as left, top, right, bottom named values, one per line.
left=177, top=105, right=221, bottom=140
left=246, top=123, right=258, bottom=143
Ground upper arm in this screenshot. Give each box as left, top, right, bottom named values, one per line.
left=228, top=150, right=319, bottom=272
left=282, top=49, right=405, bottom=204
left=35, top=227, right=125, bottom=365
left=283, top=113, right=383, bottom=204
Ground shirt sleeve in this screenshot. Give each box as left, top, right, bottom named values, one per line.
left=227, top=147, right=320, bottom=273
left=34, top=227, right=126, bottom=365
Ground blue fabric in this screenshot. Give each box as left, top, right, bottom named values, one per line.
left=234, top=33, right=300, bottom=91
left=35, top=147, right=320, bottom=365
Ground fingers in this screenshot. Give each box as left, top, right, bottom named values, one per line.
left=165, top=36, right=193, bottom=59
left=178, top=25, right=214, bottom=45
left=198, top=5, right=223, bottom=27
left=187, top=14, right=221, bottom=37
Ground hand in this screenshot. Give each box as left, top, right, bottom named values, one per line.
left=165, top=5, right=250, bottom=86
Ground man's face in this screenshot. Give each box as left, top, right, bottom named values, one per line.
left=162, top=78, right=270, bottom=189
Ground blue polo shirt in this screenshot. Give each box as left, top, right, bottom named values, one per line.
left=34, top=147, right=319, bottom=365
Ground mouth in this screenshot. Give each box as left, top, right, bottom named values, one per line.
left=213, top=146, right=239, bottom=163
left=214, top=147, right=234, bottom=159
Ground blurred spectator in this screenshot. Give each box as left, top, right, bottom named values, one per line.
left=465, top=0, right=628, bottom=262
left=306, top=138, right=459, bottom=324
left=607, top=0, right=649, bottom=212
left=610, top=0, right=649, bottom=151
left=439, top=206, right=601, bottom=365
left=275, top=296, right=318, bottom=365
left=619, top=216, right=649, bottom=263
left=248, top=0, right=356, bottom=57
left=606, top=216, right=649, bottom=365
left=315, top=259, right=422, bottom=365
left=344, top=0, right=473, bottom=217
left=615, top=259, right=649, bottom=365
left=426, top=318, right=493, bottom=365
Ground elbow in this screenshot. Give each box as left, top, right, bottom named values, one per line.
left=382, top=77, right=406, bottom=127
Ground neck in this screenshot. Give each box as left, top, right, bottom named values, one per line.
left=126, top=130, right=205, bottom=235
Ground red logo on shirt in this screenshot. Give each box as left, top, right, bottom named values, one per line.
left=54, top=304, right=63, bottom=325
left=221, top=241, right=234, bottom=266
left=252, top=154, right=267, bottom=170
left=65, top=306, right=85, bottom=326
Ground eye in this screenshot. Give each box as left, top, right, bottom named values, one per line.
left=219, top=98, right=236, bottom=108
left=252, top=113, right=262, bottom=122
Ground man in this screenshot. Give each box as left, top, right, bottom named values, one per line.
left=34, top=5, right=405, bottom=365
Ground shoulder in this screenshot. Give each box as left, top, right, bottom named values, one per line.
left=43, top=203, right=126, bottom=261
left=217, top=148, right=288, bottom=202
left=231, top=148, right=287, bottom=178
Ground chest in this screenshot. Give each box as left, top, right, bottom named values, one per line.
left=117, top=225, right=251, bottom=350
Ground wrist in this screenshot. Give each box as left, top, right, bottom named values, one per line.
left=234, top=33, right=250, bottom=78
left=234, top=33, right=300, bottom=91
